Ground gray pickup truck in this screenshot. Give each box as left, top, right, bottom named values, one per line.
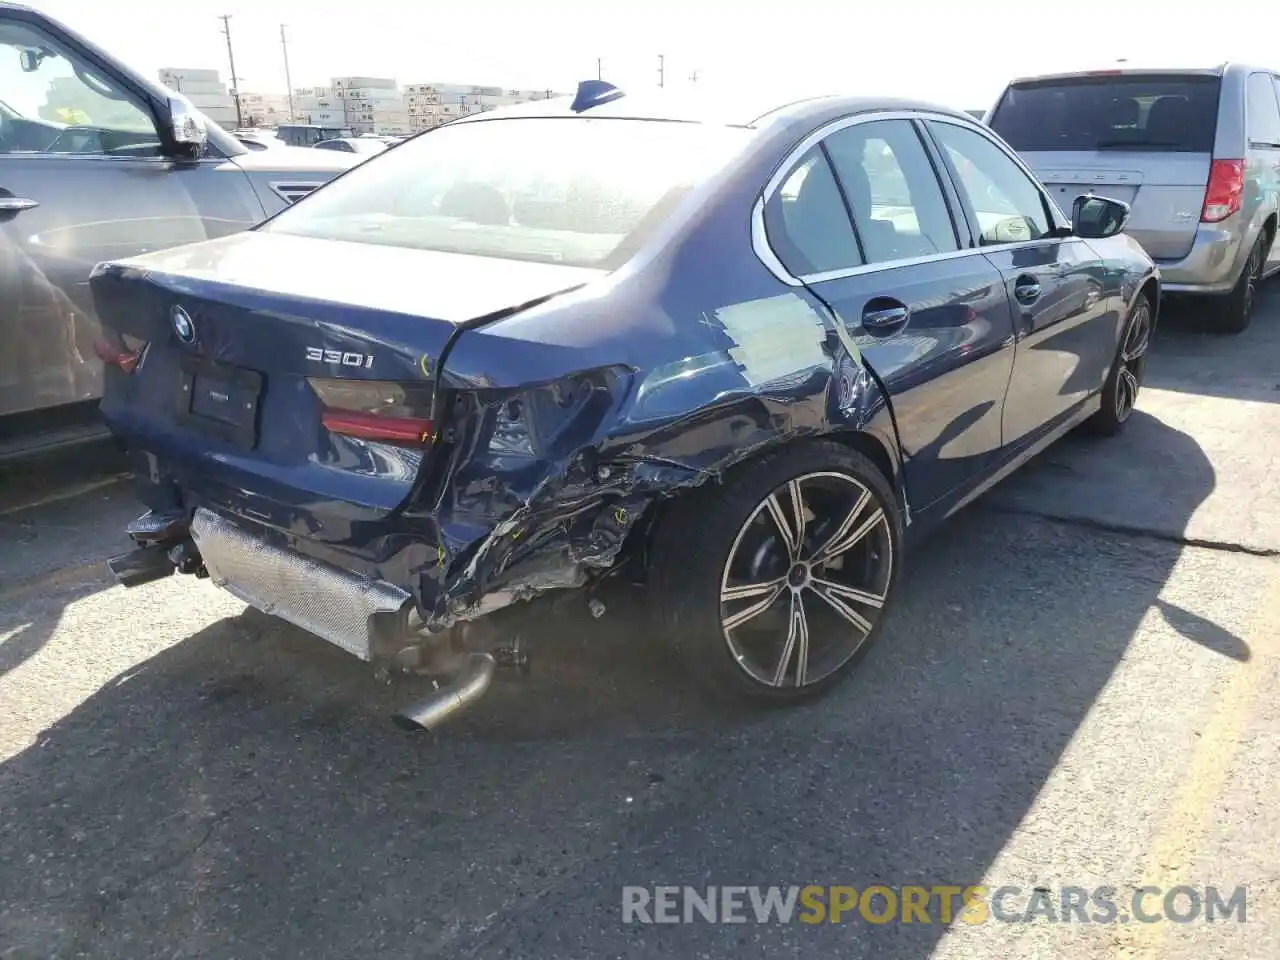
left=0, top=1, right=359, bottom=458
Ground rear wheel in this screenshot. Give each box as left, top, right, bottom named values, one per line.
left=1209, top=234, right=1266, bottom=335
left=651, top=442, right=903, bottom=705
left=1086, top=293, right=1152, bottom=437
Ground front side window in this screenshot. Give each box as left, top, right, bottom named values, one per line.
left=0, top=19, right=160, bottom=157
left=823, top=119, right=959, bottom=263
left=266, top=116, right=751, bottom=269
left=762, top=147, right=862, bottom=276
left=929, top=121, right=1053, bottom=245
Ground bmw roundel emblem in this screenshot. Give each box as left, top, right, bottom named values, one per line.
left=171, top=305, right=195, bottom=343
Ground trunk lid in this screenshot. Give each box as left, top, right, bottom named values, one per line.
left=989, top=71, right=1221, bottom=261
left=91, top=231, right=602, bottom=533
left=1021, top=152, right=1211, bottom=260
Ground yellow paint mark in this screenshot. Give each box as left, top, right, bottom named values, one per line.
left=1110, top=567, right=1280, bottom=959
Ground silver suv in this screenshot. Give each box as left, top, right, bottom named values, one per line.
left=988, top=65, right=1280, bottom=332
left=0, top=1, right=358, bottom=458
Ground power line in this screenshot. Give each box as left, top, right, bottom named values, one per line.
left=219, top=14, right=243, bottom=128
left=280, top=24, right=295, bottom=121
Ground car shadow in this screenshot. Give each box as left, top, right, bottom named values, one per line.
left=0, top=406, right=1221, bottom=959
left=1141, top=282, right=1280, bottom=403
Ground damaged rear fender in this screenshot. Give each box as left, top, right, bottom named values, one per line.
left=412, top=350, right=903, bottom=627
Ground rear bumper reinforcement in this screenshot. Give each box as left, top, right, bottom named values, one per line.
left=189, top=507, right=410, bottom=661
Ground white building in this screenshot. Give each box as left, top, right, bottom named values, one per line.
left=404, top=83, right=563, bottom=133
left=157, top=67, right=237, bottom=128
left=330, top=76, right=411, bottom=135
left=239, top=92, right=293, bottom=127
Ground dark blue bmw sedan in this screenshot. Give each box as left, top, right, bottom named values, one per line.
left=90, top=81, right=1158, bottom=729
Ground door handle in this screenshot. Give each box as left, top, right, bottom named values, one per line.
left=1014, top=276, right=1041, bottom=304
left=0, top=196, right=38, bottom=214
left=862, top=299, right=910, bottom=334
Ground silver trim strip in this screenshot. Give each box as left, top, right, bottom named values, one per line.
left=749, top=109, right=1067, bottom=287
left=268, top=181, right=322, bottom=205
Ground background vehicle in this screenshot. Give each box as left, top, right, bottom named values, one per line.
left=314, top=136, right=388, bottom=155
left=276, top=123, right=353, bottom=147
left=0, top=1, right=359, bottom=459
left=233, top=128, right=282, bottom=151
left=93, top=82, right=1158, bottom=729
left=988, top=64, right=1280, bottom=332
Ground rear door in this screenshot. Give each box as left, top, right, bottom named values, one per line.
left=988, top=73, right=1221, bottom=262
left=924, top=117, right=1113, bottom=448
left=0, top=9, right=264, bottom=419
left=760, top=115, right=1017, bottom=512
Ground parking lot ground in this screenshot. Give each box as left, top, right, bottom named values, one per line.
left=1, top=290, right=1279, bottom=959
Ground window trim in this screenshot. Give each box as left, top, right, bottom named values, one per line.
left=752, top=109, right=1068, bottom=287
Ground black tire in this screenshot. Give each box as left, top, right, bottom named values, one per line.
left=1209, top=234, right=1266, bottom=335
left=650, top=440, right=904, bottom=706
left=1085, top=293, right=1152, bottom=437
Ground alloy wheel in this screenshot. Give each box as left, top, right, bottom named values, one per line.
left=1115, top=301, right=1152, bottom=422
left=1242, top=242, right=1262, bottom=322
left=719, top=471, right=894, bottom=689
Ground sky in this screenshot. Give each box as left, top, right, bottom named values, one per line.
left=26, top=0, right=1280, bottom=111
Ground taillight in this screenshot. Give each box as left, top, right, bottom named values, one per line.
left=308, top=378, right=434, bottom=446
left=1202, top=159, right=1244, bottom=223
left=93, top=332, right=146, bottom=373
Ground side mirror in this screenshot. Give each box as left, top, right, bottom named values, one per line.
left=1071, top=194, right=1130, bottom=239
left=166, top=94, right=208, bottom=152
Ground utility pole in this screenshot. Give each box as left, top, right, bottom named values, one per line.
left=596, top=57, right=602, bottom=81
left=219, top=14, right=244, bottom=128
left=281, top=24, right=296, bottom=122
left=689, top=69, right=699, bottom=84
left=657, top=54, right=665, bottom=88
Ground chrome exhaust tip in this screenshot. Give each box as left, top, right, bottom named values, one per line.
left=392, top=652, right=496, bottom=731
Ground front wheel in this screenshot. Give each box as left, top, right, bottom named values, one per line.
left=1085, top=293, right=1152, bottom=437
left=651, top=442, right=904, bottom=705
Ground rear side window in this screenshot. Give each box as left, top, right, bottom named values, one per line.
left=1246, top=73, right=1280, bottom=146
left=763, top=148, right=863, bottom=276
left=822, top=119, right=959, bottom=263
left=990, top=75, right=1221, bottom=152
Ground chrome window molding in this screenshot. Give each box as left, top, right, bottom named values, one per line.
left=750, top=109, right=1068, bottom=287
left=269, top=181, right=324, bottom=204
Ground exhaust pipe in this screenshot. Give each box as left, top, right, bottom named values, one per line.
left=392, top=653, right=496, bottom=731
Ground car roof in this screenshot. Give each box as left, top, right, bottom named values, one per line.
left=1004, top=63, right=1233, bottom=86
left=450, top=83, right=977, bottom=130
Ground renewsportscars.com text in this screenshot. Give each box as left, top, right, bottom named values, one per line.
left=622, top=884, right=1248, bottom=925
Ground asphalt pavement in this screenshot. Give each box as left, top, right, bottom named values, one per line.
left=1, top=289, right=1279, bottom=959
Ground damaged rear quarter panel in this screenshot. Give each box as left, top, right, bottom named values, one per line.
left=409, top=124, right=904, bottom=627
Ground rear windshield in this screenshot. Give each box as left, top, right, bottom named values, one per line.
left=989, top=75, right=1221, bottom=153
left=264, top=116, right=752, bottom=269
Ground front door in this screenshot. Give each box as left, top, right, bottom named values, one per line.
left=0, top=12, right=265, bottom=419
left=924, top=118, right=1112, bottom=448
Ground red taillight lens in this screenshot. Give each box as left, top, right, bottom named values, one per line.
left=308, top=377, right=434, bottom=446
left=1202, top=159, right=1244, bottom=223
left=320, top=410, right=433, bottom=443
left=93, top=335, right=144, bottom=373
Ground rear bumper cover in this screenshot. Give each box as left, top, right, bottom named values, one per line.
left=190, top=507, right=411, bottom=660
left=1154, top=223, right=1250, bottom=294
